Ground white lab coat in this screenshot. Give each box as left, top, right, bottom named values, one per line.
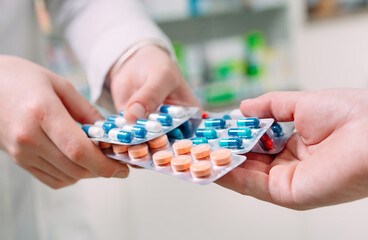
left=0, top=0, right=172, bottom=239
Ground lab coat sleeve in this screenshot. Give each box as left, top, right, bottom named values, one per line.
left=46, top=0, right=174, bottom=109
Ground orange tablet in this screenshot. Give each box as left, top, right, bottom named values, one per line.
left=171, top=155, right=192, bottom=172
left=148, top=134, right=168, bottom=149
left=190, top=161, right=212, bottom=178
left=112, top=144, right=129, bottom=153
left=152, top=150, right=173, bottom=166
left=172, top=139, right=192, bottom=155
left=211, top=149, right=232, bottom=166
left=99, top=142, right=112, bottom=149
left=191, top=144, right=211, bottom=159
left=128, top=143, right=149, bottom=158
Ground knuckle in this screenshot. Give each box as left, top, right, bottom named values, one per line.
left=72, top=169, right=92, bottom=179
left=97, top=167, right=116, bottom=178
left=13, top=127, right=34, bottom=146
left=65, top=140, right=86, bottom=164
left=27, top=100, right=46, bottom=123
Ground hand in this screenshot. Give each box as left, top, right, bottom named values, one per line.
left=0, top=56, right=129, bottom=189
left=109, top=46, right=200, bottom=123
left=216, top=88, right=368, bottom=210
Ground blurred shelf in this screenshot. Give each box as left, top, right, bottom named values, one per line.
left=307, top=7, right=368, bottom=23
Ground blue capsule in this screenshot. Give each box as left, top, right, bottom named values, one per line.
left=136, top=119, right=162, bottom=132
left=195, top=128, right=217, bottom=139
left=228, top=128, right=252, bottom=138
left=95, top=120, right=117, bottom=133
left=204, top=118, right=226, bottom=129
left=271, top=122, right=284, bottom=137
left=119, top=110, right=124, bottom=116
left=237, top=118, right=260, bottom=128
left=108, top=129, right=134, bottom=143
left=81, top=125, right=104, bottom=138
left=149, top=113, right=173, bottom=126
left=190, top=137, right=208, bottom=145
left=107, top=115, right=126, bottom=127
left=159, top=105, right=186, bottom=118
left=123, top=125, right=148, bottom=138
left=222, top=114, right=232, bottom=120
left=167, top=128, right=184, bottom=140
left=219, top=138, right=243, bottom=149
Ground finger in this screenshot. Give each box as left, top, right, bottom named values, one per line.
left=240, top=91, right=305, bottom=122
left=239, top=160, right=270, bottom=174
left=216, top=168, right=272, bottom=203
left=51, top=75, right=103, bottom=124
left=26, top=166, right=72, bottom=189
left=244, top=152, right=274, bottom=164
left=39, top=94, right=130, bottom=178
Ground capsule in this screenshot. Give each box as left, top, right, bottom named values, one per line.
left=222, top=114, right=231, bottom=120
left=260, top=134, right=273, bottom=150
left=219, top=138, right=243, bottom=149
left=81, top=125, right=104, bottom=138
left=159, top=105, right=186, bottom=118
left=122, top=125, right=148, bottom=138
left=107, top=115, right=126, bottom=128
left=167, top=128, right=184, bottom=140
left=136, top=119, right=162, bottom=132
left=271, top=122, right=284, bottom=137
left=119, top=110, right=124, bottom=116
left=190, top=137, right=208, bottom=145
left=94, top=120, right=118, bottom=133
left=108, top=129, right=134, bottom=143
left=148, top=113, right=173, bottom=126
left=204, top=118, right=226, bottom=129
left=195, top=128, right=217, bottom=139
left=228, top=128, right=252, bottom=138
left=237, top=118, right=260, bottom=128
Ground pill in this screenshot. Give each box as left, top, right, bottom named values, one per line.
left=82, top=125, right=104, bottom=138
left=99, top=141, right=112, bottom=149
left=178, top=120, right=192, bottom=138
left=219, top=138, right=243, bottom=149
left=148, top=134, right=168, bottom=149
left=172, top=139, right=193, bottom=155
left=190, top=137, right=208, bottom=145
left=107, top=115, right=126, bottom=127
left=94, top=120, right=118, bottom=133
left=152, top=150, right=173, bottom=166
left=119, top=110, right=124, bottom=116
left=123, top=125, right=148, bottom=138
left=201, top=112, right=210, bottom=119
left=148, top=113, right=173, bottom=126
left=228, top=128, right=252, bottom=138
left=108, top=129, right=134, bottom=143
left=112, top=144, right=129, bottom=153
left=271, top=122, right=284, bottom=137
left=211, top=149, right=232, bottom=166
left=128, top=143, right=149, bottom=158
left=260, top=134, right=273, bottom=150
left=191, top=144, right=211, bottom=159
left=167, top=128, right=184, bottom=140
left=195, top=128, right=217, bottom=139
left=222, top=114, right=231, bottom=120
left=171, top=155, right=192, bottom=172
left=136, top=119, right=162, bottom=132
left=237, top=118, right=260, bottom=128
left=159, top=105, right=186, bottom=118
left=190, top=161, right=212, bottom=178
left=204, top=118, right=226, bottom=129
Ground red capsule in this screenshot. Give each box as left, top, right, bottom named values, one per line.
left=202, top=112, right=210, bottom=119
left=260, top=134, right=273, bottom=150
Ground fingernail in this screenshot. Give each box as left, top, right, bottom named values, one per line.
left=127, top=102, right=147, bottom=120
left=114, top=170, right=129, bottom=178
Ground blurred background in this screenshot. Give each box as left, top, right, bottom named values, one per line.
left=39, top=0, right=368, bottom=239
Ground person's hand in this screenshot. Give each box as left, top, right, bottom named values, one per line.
left=216, top=88, right=368, bottom=210
left=0, top=56, right=129, bottom=189
left=109, top=45, right=200, bottom=123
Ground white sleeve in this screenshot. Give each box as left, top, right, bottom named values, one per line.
left=46, top=0, right=174, bottom=108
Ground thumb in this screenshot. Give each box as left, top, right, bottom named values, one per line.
left=52, top=76, right=104, bottom=124
left=240, top=91, right=304, bottom=122
left=123, top=71, right=179, bottom=123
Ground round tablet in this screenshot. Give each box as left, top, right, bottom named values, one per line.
left=211, top=149, right=232, bottom=166
left=99, top=142, right=112, bottom=149
left=190, top=161, right=212, bottom=178
left=112, top=144, right=129, bottom=153
left=171, top=155, right=192, bottom=172
left=152, top=150, right=173, bottom=166
left=172, top=139, right=192, bottom=155
left=191, top=144, right=211, bottom=159
left=148, top=134, right=168, bottom=149
left=128, top=143, right=148, bottom=158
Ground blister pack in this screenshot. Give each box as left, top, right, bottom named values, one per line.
left=101, top=134, right=246, bottom=185
left=81, top=105, right=198, bottom=145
